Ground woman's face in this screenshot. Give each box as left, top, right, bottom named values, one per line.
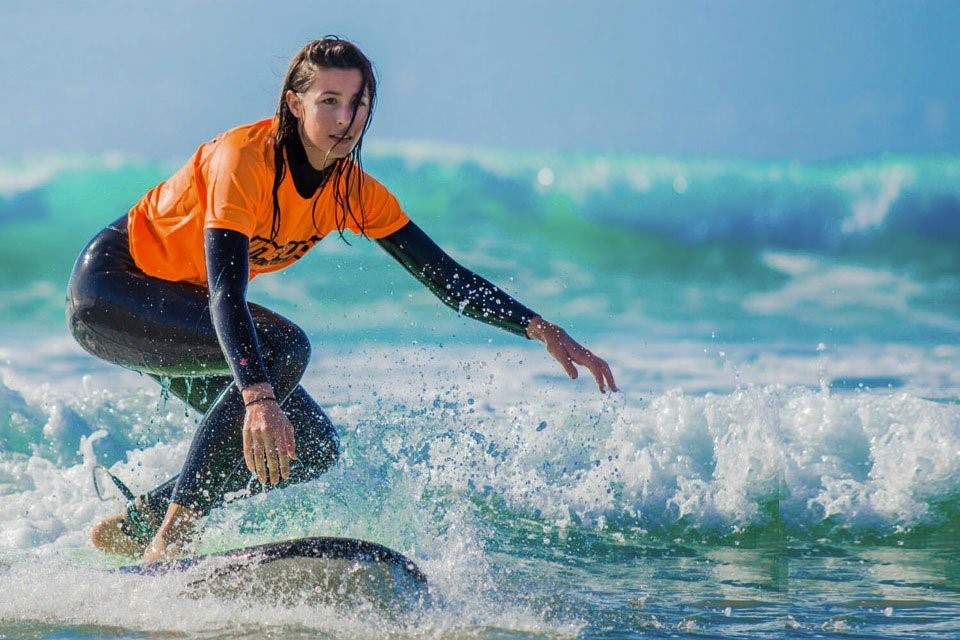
left=285, top=67, right=370, bottom=170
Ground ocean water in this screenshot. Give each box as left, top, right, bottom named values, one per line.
left=1, top=145, right=959, bottom=638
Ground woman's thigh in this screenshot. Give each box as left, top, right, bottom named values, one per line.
left=66, top=217, right=308, bottom=380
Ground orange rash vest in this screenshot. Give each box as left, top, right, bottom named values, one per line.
left=127, top=118, right=409, bottom=285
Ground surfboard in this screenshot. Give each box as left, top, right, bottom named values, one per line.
left=120, top=536, right=429, bottom=610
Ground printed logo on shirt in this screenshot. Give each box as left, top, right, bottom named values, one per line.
left=249, top=234, right=324, bottom=266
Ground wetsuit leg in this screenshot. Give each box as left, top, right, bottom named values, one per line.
left=138, top=374, right=234, bottom=516
left=139, top=384, right=339, bottom=518
left=156, top=374, right=234, bottom=415
left=66, top=217, right=339, bottom=517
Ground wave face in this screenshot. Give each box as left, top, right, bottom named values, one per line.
left=3, top=349, right=959, bottom=545
left=1, top=148, right=959, bottom=342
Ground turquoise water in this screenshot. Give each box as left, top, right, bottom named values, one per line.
left=1, top=146, right=959, bottom=637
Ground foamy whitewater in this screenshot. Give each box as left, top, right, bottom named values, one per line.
left=1, top=146, right=959, bottom=638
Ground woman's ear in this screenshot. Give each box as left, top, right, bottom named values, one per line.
left=285, top=90, right=302, bottom=119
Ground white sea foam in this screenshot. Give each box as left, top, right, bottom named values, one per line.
left=4, top=339, right=958, bottom=541
left=837, top=163, right=914, bottom=234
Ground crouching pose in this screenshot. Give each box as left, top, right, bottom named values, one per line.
left=66, top=37, right=617, bottom=564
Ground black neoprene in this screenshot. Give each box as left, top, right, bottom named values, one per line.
left=376, top=222, right=538, bottom=337
left=205, top=229, right=271, bottom=389
left=67, top=220, right=340, bottom=518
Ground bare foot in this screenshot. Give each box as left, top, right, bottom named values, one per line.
left=90, top=513, right=148, bottom=557
left=141, top=537, right=181, bottom=565
left=141, top=502, right=201, bottom=565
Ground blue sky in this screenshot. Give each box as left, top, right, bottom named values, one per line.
left=2, top=0, right=957, bottom=161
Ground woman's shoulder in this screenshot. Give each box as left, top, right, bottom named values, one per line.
left=204, top=118, right=278, bottom=173
left=213, top=119, right=276, bottom=155
left=339, top=160, right=391, bottom=195
left=217, top=118, right=276, bottom=142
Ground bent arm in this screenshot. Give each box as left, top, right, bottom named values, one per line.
left=376, top=221, right=539, bottom=337
left=204, top=228, right=270, bottom=388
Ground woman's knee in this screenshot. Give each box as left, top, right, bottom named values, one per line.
left=66, top=291, right=93, bottom=338
left=254, top=310, right=312, bottom=381
left=296, top=406, right=340, bottom=473
left=282, top=323, right=312, bottom=373
left=283, top=387, right=340, bottom=479
left=294, top=431, right=340, bottom=482
left=66, top=244, right=102, bottom=341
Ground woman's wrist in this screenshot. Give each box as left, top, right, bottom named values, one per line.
left=241, top=381, right=276, bottom=407
left=244, top=396, right=277, bottom=408
left=525, top=316, right=547, bottom=341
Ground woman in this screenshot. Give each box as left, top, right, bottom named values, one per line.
left=67, top=37, right=617, bottom=564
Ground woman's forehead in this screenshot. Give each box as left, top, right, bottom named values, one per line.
left=305, top=68, right=366, bottom=96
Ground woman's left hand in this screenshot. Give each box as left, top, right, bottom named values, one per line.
left=526, top=317, right=618, bottom=393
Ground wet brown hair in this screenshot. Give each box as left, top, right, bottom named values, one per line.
left=271, top=37, right=377, bottom=241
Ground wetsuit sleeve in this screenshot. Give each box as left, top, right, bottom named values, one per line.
left=204, top=228, right=270, bottom=388
left=376, top=221, right=538, bottom=338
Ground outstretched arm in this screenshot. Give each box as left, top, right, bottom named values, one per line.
left=376, top=220, right=537, bottom=337
left=377, top=221, right=618, bottom=393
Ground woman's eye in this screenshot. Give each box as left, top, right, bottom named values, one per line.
left=322, top=97, right=338, bottom=105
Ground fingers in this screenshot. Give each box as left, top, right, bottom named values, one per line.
left=256, top=435, right=293, bottom=485
left=602, top=361, right=619, bottom=393
left=250, top=437, right=290, bottom=485
left=284, top=423, right=298, bottom=461
left=578, top=352, right=607, bottom=393
left=252, top=442, right=267, bottom=483
left=583, top=353, right=618, bottom=394
left=547, top=331, right=619, bottom=394
left=265, top=443, right=281, bottom=485
left=574, top=349, right=612, bottom=393
left=276, top=423, right=294, bottom=481
left=243, top=427, right=255, bottom=474
left=278, top=446, right=291, bottom=482
left=243, top=407, right=296, bottom=484
left=549, top=344, right=579, bottom=380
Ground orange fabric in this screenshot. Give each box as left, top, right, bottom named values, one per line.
left=128, top=118, right=409, bottom=285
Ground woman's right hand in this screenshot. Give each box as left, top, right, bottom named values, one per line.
left=241, top=383, right=297, bottom=484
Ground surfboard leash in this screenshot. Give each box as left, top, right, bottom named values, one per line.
left=92, top=464, right=137, bottom=502
left=91, top=465, right=159, bottom=545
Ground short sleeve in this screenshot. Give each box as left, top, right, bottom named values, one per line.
left=356, top=172, right=410, bottom=239
left=204, top=136, right=268, bottom=237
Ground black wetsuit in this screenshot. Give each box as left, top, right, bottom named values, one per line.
left=65, top=137, right=537, bottom=532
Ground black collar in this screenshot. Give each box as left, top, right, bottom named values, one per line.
left=285, top=134, right=334, bottom=199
